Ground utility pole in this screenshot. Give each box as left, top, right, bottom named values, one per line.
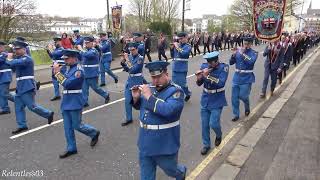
left=106, top=0, right=110, bottom=30
left=298, top=0, right=305, bottom=32
left=182, top=0, right=185, bottom=32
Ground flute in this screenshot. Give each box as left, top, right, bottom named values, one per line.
left=130, top=85, right=158, bottom=90
left=194, top=68, right=213, bottom=75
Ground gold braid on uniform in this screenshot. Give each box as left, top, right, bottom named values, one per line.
left=206, top=75, right=219, bottom=84
left=126, top=61, right=133, bottom=69
left=55, top=72, right=66, bottom=84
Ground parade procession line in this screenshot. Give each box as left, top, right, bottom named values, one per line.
left=186, top=46, right=320, bottom=180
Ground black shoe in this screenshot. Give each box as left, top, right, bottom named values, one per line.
left=59, top=151, right=77, bottom=159
left=114, top=78, right=119, bottom=84
left=200, top=146, right=210, bottom=155
left=100, top=83, right=106, bottom=87
left=105, top=95, right=110, bottom=104
left=232, top=117, right=239, bottom=122
left=84, top=103, right=89, bottom=108
left=50, top=96, right=61, bottom=101
left=0, top=111, right=10, bottom=115
left=36, top=81, right=41, bottom=90
left=260, top=94, right=266, bottom=99
left=215, top=137, right=222, bottom=146
left=121, top=120, right=133, bottom=126
left=184, top=95, right=191, bottom=102
left=181, top=166, right=187, bottom=180
left=90, top=131, right=100, bottom=147
left=11, top=127, right=28, bottom=134
left=48, top=112, right=54, bottom=124
left=245, top=110, right=250, bottom=116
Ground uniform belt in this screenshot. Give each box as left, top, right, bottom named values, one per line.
left=53, top=60, right=65, bottom=63
left=103, top=52, right=111, bottom=55
left=235, top=69, right=253, bottom=73
left=139, top=120, right=180, bottom=130
left=16, top=76, right=34, bottom=81
left=129, top=73, right=142, bottom=77
left=0, top=69, right=12, bottom=73
left=203, top=87, right=225, bottom=94
left=83, top=64, right=99, bottom=68
left=174, top=58, right=188, bottom=62
left=63, top=90, right=82, bottom=94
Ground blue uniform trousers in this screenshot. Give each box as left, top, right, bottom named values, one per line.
left=52, top=78, right=60, bottom=97
left=62, top=109, right=98, bottom=152
left=0, top=83, right=14, bottom=112
left=261, top=68, right=277, bottom=94
left=124, top=87, right=133, bottom=121
left=200, top=107, right=223, bottom=148
left=14, top=91, right=52, bottom=128
left=231, top=84, right=252, bottom=118
left=83, top=77, right=109, bottom=104
left=100, top=61, right=118, bottom=85
left=139, top=152, right=186, bottom=180
left=172, top=72, right=191, bottom=97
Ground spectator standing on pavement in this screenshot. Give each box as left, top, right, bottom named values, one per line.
left=157, top=33, right=168, bottom=61
left=144, top=33, right=152, bottom=62
left=203, top=32, right=211, bottom=54
left=61, top=33, right=73, bottom=49
left=193, top=32, right=201, bottom=55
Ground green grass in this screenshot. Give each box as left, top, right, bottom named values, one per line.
left=30, top=50, right=52, bottom=65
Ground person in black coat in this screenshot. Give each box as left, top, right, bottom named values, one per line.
left=144, top=34, right=152, bottom=62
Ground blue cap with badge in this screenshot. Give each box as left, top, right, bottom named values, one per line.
left=243, top=36, right=253, bottom=43
left=177, top=32, right=188, bottom=38
left=203, top=51, right=219, bottom=62
left=73, top=29, right=80, bottom=33
left=145, top=61, right=170, bottom=76
left=61, top=49, right=80, bottom=59
left=127, top=42, right=140, bottom=49
left=132, top=32, right=143, bottom=37
left=12, top=40, right=28, bottom=49
left=16, top=36, right=26, bottom=42
left=83, top=36, right=95, bottom=42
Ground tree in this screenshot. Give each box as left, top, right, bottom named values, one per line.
left=207, top=20, right=221, bottom=33
left=0, top=0, right=36, bottom=41
left=129, top=0, right=180, bottom=32
left=129, top=0, right=152, bottom=31
left=149, top=21, right=172, bottom=35
left=230, top=0, right=302, bottom=31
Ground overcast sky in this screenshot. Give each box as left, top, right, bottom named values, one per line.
left=35, top=0, right=320, bottom=19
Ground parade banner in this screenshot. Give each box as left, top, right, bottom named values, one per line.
left=112, top=5, right=122, bottom=30
left=253, top=0, right=287, bottom=41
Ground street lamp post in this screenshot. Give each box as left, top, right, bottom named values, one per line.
left=182, top=0, right=185, bottom=32
left=106, top=0, right=110, bottom=30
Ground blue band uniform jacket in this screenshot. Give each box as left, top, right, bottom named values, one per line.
left=172, top=43, right=191, bottom=72
left=197, top=63, right=229, bottom=109
left=80, top=48, right=100, bottom=78
left=229, top=48, right=258, bottom=85
left=6, top=55, right=35, bottom=95
left=133, top=82, right=185, bottom=156
left=0, top=52, right=12, bottom=84
left=100, top=40, right=112, bottom=63
left=121, top=54, right=144, bottom=89
left=55, top=63, right=85, bottom=111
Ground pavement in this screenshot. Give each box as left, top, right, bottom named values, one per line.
left=0, top=44, right=318, bottom=180
left=210, top=46, right=320, bottom=180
